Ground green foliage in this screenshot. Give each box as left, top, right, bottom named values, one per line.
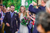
left=25, top=0, right=37, bottom=10
left=2, top=0, right=37, bottom=12
left=3, top=0, right=21, bottom=12
left=33, top=0, right=37, bottom=3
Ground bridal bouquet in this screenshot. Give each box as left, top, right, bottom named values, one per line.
left=21, top=16, right=29, bottom=26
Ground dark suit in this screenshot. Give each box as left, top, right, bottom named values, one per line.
left=29, top=5, right=45, bottom=33
left=0, top=26, right=2, bottom=33
left=33, top=24, right=39, bottom=33
left=0, top=13, right=1, bottom=33
left=29, top=5, right=45, bottom=14
left=3, top=12, right=20, bottom=33
left=0, top=13, right=1, bottom=25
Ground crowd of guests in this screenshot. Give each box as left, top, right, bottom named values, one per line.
left=0, top=0, right=50, bottom=33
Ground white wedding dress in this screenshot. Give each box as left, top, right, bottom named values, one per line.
left=19, top=13, right=28, bottom=33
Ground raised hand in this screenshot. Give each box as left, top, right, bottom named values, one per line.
left=32, top=1, right=37, bottom=6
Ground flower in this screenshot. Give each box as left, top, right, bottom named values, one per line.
left=24, top=17, right=26, bottom=20
left=14, top=13, right=16, bottom=16
left=21, top=17, right=29, bottom=26
left=26, top=19, right=28, bottom=20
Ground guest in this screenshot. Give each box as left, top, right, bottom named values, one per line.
left=31, top=14, right=35, bottom=28
left=6, top=7, right=10, bottom=12
left=2, top=6, right=7, bottom=33
left=0, top=8, right=2, bottom=33
left=3, top=5, right=20, bottom=33
left=29, top=0, right=49, bottom=33
left=0, top=4, right=4, bottom=33
left=3, top=6, right=7, bottom=16
left=35, top=12, right=50, bottom=33
left=28, top=12, right=36, bottom=33
left=29, top=0, right=48, bottom=14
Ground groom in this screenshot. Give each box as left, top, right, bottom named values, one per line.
left=3, top=5, right=20, bottom=33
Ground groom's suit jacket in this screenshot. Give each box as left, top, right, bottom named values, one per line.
left=3, top=12, right=20, bottom=32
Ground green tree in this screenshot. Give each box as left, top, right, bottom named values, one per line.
left=3, top=0, right=21, bottom=12
left=3, top=0, right=37, bottom=12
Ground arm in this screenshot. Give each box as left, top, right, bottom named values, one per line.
left=29, top=4, right=40, bottom=14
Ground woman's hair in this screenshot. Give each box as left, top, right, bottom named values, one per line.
left=35, top=11, right=50, bottom=32
left=19, top=6, right=26, bottom=16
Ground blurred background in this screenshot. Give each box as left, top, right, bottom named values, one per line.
left=0, top=0, right=50, bottom=33
left=0, top=0, right=37, bottom=12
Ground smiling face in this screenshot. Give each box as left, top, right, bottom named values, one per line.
left=19, top=6, right=26, bottom=16
left=20, top=7, right=25, bottom=13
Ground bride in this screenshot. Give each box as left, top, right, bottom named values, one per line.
left=18, top=6, right=29, bottom=33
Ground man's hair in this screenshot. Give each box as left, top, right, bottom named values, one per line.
left=0, top=4, right=3, bottom=6
left=35, top=12, right=50, bottom=32
left=10, top=5, right=15, bottom=8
